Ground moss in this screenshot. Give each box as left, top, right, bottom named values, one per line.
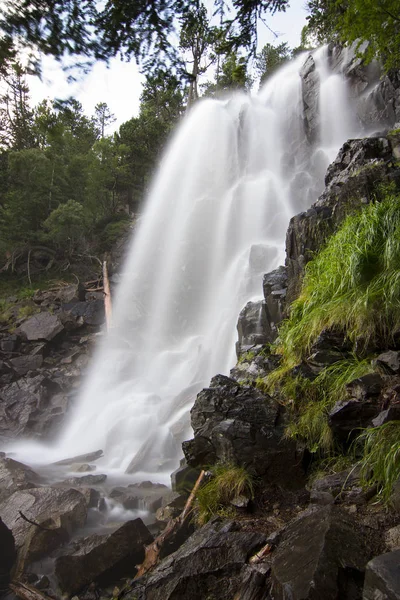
left=238, top=350, right=256, bottom=364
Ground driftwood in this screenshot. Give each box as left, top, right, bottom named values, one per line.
left=102, top=260, right=113, bottom=329
left=135, top=469, right=205, bottom=579
left=10, top=581, right=52, bottom=600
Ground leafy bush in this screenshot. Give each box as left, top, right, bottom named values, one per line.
left=195, top=463, right=254, bottom=526
left=43, top=199, right=86, bottom=252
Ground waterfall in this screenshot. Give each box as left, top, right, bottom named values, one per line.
left=9, top=49, right=363, bottom=484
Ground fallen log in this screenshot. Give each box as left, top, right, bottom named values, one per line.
left=102, top=260, right=113, bottom=329
left=10, top=581, right=52, bottom=600
left=135, top=469, right=205, bottom=579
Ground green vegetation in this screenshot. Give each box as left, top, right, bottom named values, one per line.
left=195, top=463, right=254, bottom=526
left=277, top=189, right=400, bottom=369
left=357, top=421, right=400, bottom=502
left=238, top=350, right=256, bottom=364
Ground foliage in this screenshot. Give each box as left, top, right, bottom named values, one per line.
left=43, top=200, right=86, bottom=251
left=307, top=0, right=400, bottom=71
left=195, top=463, right=254, bottom=526
left=201, top=51, right=252, bottom=97
left=0, top=0, right=288, bottom=76
left=280, top=358, right=374, bottom=452
left=276, top=189, right=400, bottom=368
left=100, top=216, right=131, bottom=251
left=255, top=42, right=291, bottom=86
left=238, top=350, right=256, bottom=363
left=356, top=421, right=400, bottom=502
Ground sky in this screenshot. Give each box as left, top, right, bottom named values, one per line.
left=27, top=0, right=308, bottom=131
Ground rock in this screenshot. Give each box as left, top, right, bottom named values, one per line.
left=372, top=407, right=400, bottom=427
left=310, top=490, right=334, bottom=506
left=375, top=351, right=400, bottom=374
left=300, top=54, right=320, bottom=144
left=9, top=354, right=43, bottom=376
left=53, top=450, right=104, bottom=466
left=329, top=399, right=380, bottom=445
left=0, top=457, right=41, bottom=502
left=171, top=460, right=201, bottom=495
left=363, top=550, right=400, bottom=600
left=311, top=469, right=360, bottom=498
left=55, top=519, right=153, bottom=595
left=126, top=519, right=266, bottom=600
left=385, top=526, right=400, bottom=551
left=0, top=334, right=20, bottom=353
left=156, top=494, right=186, bottom=525
left=109, top=482, right=170, bottom=513
left=62, top=300, right=104, bottom=326
left=19, top=312, right=64, bottom=341
left=236, top=301, right=272, bottom=355
left=346, top=374, right=384, bottom=400
left=0, top=518, right=16, bottom=597
left=0, top=487, right=87, bottom=568
left=270, top=506, right=369, bottom=600
left=62, top=474, right=107, bottom=486
left=183, top=375, right=304, bottom=486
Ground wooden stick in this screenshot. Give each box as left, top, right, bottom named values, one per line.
left=10, top=581, right=52, bottom=600
left=102, top=260, right=113, bottom=329
left=135, top=469, right=205, bottom=579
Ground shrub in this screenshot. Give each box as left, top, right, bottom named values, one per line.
left=195, top=463, right=254, bottom=526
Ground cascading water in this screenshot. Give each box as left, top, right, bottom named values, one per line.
left=8, top=48, right=364, bottom=484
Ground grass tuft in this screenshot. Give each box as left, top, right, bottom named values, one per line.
left=195, top=463, right=254, bottom=526
left=356, top=421, right=400, bottom=502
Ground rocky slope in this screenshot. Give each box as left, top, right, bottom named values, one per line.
left=1, top=45, right=400, bottom=599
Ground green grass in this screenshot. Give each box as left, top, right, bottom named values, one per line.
left=356, top=421, right=400, bottom=502
left=277, top=188, right=400, bottom=367
left=195, top=463, right=254, bottom=526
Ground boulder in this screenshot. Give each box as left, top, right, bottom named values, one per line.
left=237, top=301, right=272, bottom=355
left=109, top=481, right=171, bottom=513
left=270, top=505, right=369, bottom=600
left=19, top=312, right=64, bottom=341
left=0, top=487, right=87, bottom=569
left=328, top=399, right=380, bottom=445
left=9, top=354, right=43, bottom=376
left=385, top=526, right=400, bottom=552
left=54, top=519, right=153, bottom=595
left=182, top=375, right=304, bottom=486
left=62, top=300, right=104, bottom=326
left=0, top=457, right=41, bottom=502
left=363, top=550, right=400, bottom=600
left=126, top=518, right=266, bottom=600
left=300, top=54, right=320, bottom=144
left=53, top=450, right=104, bottom=466
left=171, top=459, right=201, bottom=495
left=375, top=351, right=400, bottom=374
left=0, top=518, right=16, bottom=597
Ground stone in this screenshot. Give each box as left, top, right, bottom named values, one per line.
left=9, top=353, right=43, bottom=376
left=363, top=550, right=400, bottom=600
left=310, top=490, right=334, bottom=506
left=311, top=469, right=360, bottom=498
left=375, top=351, right=400, bottom=374
left=183, top=375, right=304, bottom=486
left=0, top=457, right=41, bottom=502
left=372, top=407, right=400, bottom=428
left=0, top=487, right=87, bottom=568
left=236, top=300, right=272, bottom=354
left=53, top=450, right=104, bottom=466
left=19, top=312, right=64, bottom=341
left=300, top=54, right=321, bottom=144
left=385, top=526, right=400, bottom=551
left=109, top=482, right=171, bottom=513
left=0, top=334, right=20, bottom=353
left=0, top=518, right=16, bottom=597
left=62, top=300, right=105, bottom=326
left=270, top=506, right=369, bottom=600
left=62, top=474, right=107, bottom=486
left=125, top=518, right=266, bottom=600
left=329, top=399, right=380, bottom=444
left=346, top=374, right=384, bottom=400
left=54, top=519, right=153, bottom=595
left=171, top=460, right=201, bottom=495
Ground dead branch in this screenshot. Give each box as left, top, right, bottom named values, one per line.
left=103, top=260, right=112, bottom=329
left=10, top=581, right=52, bottom=600
left=135, top=470, right=205, bottom=579
left=249, top=543, right=272, bottom=564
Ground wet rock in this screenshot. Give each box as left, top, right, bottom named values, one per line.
left=126, top=518, right=266, bottom=600
left=363, top=550, right=400, bottom=600
left=375, top=351, right=400, bottom=374
left=171, top=459, right=201, bottom=495
left=237, top=301, right=272, bottom=355
left=0, top=334, right=20, bottom=353
left=0, top=487, right=87, bottom=568
left=270, top=506, right=369, bottom=600
left=156, top=494, right=186, bottom=525
left=372, top=406, right=400, bottom=427
left=346, top=374, right=384, bottom=400
left=183, top=375, right=304, bottom=486
left=0, top=518, right=16, bottom=597
left=62, top=474, right=107, bottom=486
left=55, top=519, right=153, bottom=595
left=53, top=450, right=104, bottom=466
left=300, top=54, right=320, bottom=144
left=109, top=482, right=170, bottom=513
left=62, top=300, right=104, bottom=326
left=329, top=399, right=380, bottom=445
left=9, top=354, right=43, bottom=376
left=311, top=469, right=360, bottom=498
left=19, top=312, right=64, bottom=341
left=0, top=458, right=41, bottom=503
left=310, top=490, right=334, bottom=506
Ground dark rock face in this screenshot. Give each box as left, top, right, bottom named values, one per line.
left=363, top=550, right=400, bottom=600
left=270, top=505, right=369, bottom=600
left=127, top=519, right=266, bottom=600
left=0, top=518, right=16, bottom=597
left=286, top=136, right=399, bottom=303
left=237, top=301, right=271, bottom=355
left=19, top=312, right=64, bottom=341
left=0, top=486, right=87, bottom=569
left=182, top=375, right=303, bottom=486
left=55, top=519, right=153, bottom=595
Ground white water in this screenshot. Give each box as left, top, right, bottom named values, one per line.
left=8, top=48, right=363, bottom=483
